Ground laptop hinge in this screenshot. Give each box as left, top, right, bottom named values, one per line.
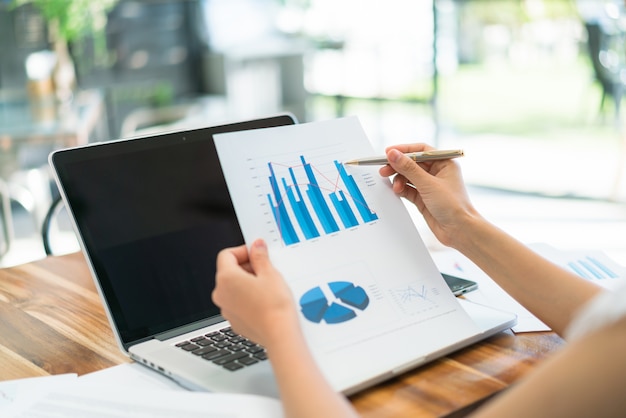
left=153, top=315, right=226, bottom=341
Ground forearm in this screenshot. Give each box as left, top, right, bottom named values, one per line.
left=265, top=327, right=358, bottom=418
left=451, top=214, right=602, bottom=335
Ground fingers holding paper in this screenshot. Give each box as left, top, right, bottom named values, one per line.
left=212, top=239, right=299, bottom=349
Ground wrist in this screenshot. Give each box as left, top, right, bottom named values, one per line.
left=262, top=311, right=304, bottom=354
left=447, top=210, right=490, bottom=253
left=264, top=318, right=311, bottom=374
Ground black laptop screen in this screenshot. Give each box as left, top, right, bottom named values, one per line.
left=51, top=115, right=296, bottom=347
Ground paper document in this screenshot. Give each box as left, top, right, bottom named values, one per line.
left=431, top=249, right=550, bottom=333
left=1, top=369, right=283, bottom=417
left=0, top=374, right=77, bottom=417
left=214, top=116, right=481, bottom=365
left=432, top=244, right=626, bottom=333
left=80, top=363, right=185, bottom=391
left=529, top=243, right=626, bottom=290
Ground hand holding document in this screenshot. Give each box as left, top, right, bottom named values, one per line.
left=213, top=116, right=487, bottom=391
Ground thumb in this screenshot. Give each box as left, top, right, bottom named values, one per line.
left=248, top=239, right=275, bottom=276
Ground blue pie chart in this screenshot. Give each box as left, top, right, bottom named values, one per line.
left=299, top=281, right=370, bottom=324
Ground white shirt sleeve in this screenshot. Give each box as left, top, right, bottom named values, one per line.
left=564, top=283, right=626, bottom=342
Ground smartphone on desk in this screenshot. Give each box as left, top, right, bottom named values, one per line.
left=442, top=273, right=478, bottom=296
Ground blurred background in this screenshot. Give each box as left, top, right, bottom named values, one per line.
left=1, top=0, right=626, bottom=267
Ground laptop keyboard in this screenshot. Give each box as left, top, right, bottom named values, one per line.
left=175, top=327, right=267, bottom=371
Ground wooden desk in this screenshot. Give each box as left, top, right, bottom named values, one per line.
left=0, top=252, right=565, bottom=417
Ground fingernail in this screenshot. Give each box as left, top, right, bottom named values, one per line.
left=253, top=239, right=267, bottom=251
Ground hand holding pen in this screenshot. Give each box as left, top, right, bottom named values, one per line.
left=344, top=149, right=464, bottom=166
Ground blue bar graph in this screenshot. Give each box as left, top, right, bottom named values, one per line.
left=302, top=156, right=339, bottom=234
left=335, top=160, right=378, bottom=223
left=330, top=191, right=359, bottom=228
left=567, top=256, right=619, bottom=280
left=267, top=163, right=299, bottom=245
left=286, top=168, right=319, bottom=240
left=267, top=155, right=379, bottom=245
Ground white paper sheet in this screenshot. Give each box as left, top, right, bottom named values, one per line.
left=432, top=244, right=626, bottom=332
left=11, top=386, right=283, bottom=417
left=80, top=363, right=184, bottom=391
left=0, top=374, right=77, bottom=417
left=529, top=243, right=626, bottom=290
left=214, top=117, right=481, bottom=367
left=431, top=248, right=550, bottom=332
left=2, top=366, right=283, bottom=418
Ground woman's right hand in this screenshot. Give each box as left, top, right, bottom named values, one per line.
left=378, top=143, right=481, bottom=248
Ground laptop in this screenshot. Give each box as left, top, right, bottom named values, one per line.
left=50, top=114, right=516, bottom=399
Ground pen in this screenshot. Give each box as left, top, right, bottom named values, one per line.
left=344, top=149, right=464, bottom=166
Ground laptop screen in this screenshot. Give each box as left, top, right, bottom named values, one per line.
left=51, top=115, right=296, bottom=349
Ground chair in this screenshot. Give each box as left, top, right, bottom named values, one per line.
left=584, top=22, right=625, bottom=124
left=0, top=178, right=12, bottom=258
left=119, top=95, right=229, bottom=138
left=120, top=100, right=210, bottom=137
left=41, top=195, right=79, bottom=256
left=584, top=20, right=626, bottom=200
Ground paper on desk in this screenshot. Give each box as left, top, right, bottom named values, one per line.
left=431, top=249, right=549, bottom=333
left=0, top=374, right=77, bottom=417
left=80, top=363, right=185, bottom=391
left=9, top=385, right=283, bottom=417
left=432, top=245, right=626, bottom=333
left=529, top=243, right=626, bottom=290
left=2, top=365, right=283, bottom=417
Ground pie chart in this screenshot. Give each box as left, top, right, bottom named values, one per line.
left=299, top=281, right=370, bottom=324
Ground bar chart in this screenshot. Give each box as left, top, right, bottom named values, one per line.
left=266, top=155, right=378, bottom=246
left=566, top=256, right=619, bottom=280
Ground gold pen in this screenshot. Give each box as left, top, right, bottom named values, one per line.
left=344, top=149, right=464, bottom=166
